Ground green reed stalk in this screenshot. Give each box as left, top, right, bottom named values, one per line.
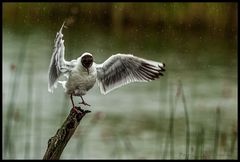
left=213, top=107, right=220, bottom=159
left=179, top=80, right=190, bottom=159
left=194, top=129, right=199, bottom=159
left=163, top=83, right=174, bottom=159
left=199, top=126, right=205, bottom=159
left=4, top=35, right=29, bottom=158
left=157, top=72, right=168, bottom=158
left=194, top=125, right=205, bottom=159
left=229, top=122, right=237, bottom=159
left=34, top=87, right=43, bottom=158
left=24, top=61, right=33, bottom=158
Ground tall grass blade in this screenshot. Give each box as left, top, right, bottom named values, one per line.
left=24, top=61, right=33, bottom=159
left=34, top=87, right=43, bottom=159
left=213, top=107, right=220, bottom=159
left=4, top=34, right=29, bottom=159
left=229, top=122, right=237, bottom=159
left=178, top=80, right=190, bottom=159
left=199, top=126, right=205, bottom=159
left=157, top=71, right=168, bottom=158
left=163, top=83, right=175, bottom=159
left=194, top=129, right=200, bottom=159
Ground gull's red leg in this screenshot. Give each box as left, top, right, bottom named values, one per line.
left=70, top=94, right=81, bottom=113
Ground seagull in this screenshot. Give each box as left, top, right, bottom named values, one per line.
left=48, top=22, right=166, bottom=113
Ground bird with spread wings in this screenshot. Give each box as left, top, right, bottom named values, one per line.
left=48, top=22, right=166, bottom=112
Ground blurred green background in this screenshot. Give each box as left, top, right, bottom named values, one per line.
left=2, top=2, right=237, bottom=159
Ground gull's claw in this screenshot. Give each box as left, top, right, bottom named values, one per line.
left=72, top=106, right=86, bottom=113
left=79, top=101, right=91, bottom=106
left=71, top=106, right=82, bottom=114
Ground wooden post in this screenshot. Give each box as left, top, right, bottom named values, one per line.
left=43, top=107, right=91, bottom=160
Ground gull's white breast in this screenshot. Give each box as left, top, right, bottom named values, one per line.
left=65, top=64, right=97, bottom=96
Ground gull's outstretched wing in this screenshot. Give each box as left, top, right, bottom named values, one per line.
left=48, top=22, right=77, bottom=93
left=96, top=54, right=166, bottom=94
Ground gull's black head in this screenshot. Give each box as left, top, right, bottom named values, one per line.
left=81, top=53, right=93, bottom=69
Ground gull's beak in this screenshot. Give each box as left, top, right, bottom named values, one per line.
left=87, top=68, right=89, bottom=75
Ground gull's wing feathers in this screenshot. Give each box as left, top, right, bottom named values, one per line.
left=48, top=22, right=77, bottom=93
left=96, top=54, right=165, bottom=94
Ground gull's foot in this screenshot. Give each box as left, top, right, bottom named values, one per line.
left=71, top=106, right=91, bottom=116
left=79, top=101, right=91, bottom=107
left=71, top=106, right=83, bottom=114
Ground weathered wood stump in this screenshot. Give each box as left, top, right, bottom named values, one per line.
left=43, top=107, right=91, bottom=160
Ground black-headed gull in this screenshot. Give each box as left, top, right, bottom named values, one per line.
left=48, top=22, right=166, bottom=112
